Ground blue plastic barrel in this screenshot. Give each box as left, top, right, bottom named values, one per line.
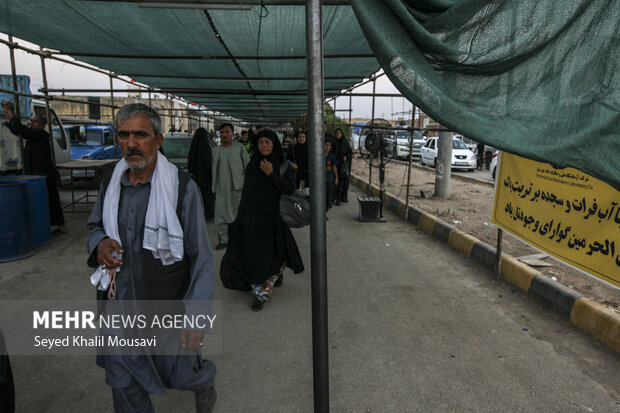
left=0, top=175, right=50, bottom=247
left=0, top=180, right=33, bottom=262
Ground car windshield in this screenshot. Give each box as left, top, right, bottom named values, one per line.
left=85, top=129, right=102, bottom=146
left=162, top=138, right=192, bottom=158
left=453, top=139, right=468, bottom=150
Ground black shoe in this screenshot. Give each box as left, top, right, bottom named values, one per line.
left=274, top=274, right=283, bottom=288
left=215, top=243, right=227, bottom=251
left=195, top=386, right=216, bottom=413
left=251, top=298, right=264, bottom=312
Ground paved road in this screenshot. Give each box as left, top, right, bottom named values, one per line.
left=1, top=185, right=618, bottom=412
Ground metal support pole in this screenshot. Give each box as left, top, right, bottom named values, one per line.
left=348, top=93, right=352, bottom=130
left=148, top=88, right=152, bottom=107
left=496, top=228, right=503, bottom=279
left=404, top=106, right=416, bottom=220
left=8, top=35, right=25, bottom=169
left=332, top=98, right=336, bottom=132
left=435, top=131, right=452, bottom=198
left=368, top=76, right=376, bottom=194
left=39, top=49, right=56, bottom=165
left=109, top=75, right=120, bottom=157
left=169, top=95, right=174, bottom=132
left=306, top=1, right=329, bottom=411
left=109, top=74, right=116, bottom=119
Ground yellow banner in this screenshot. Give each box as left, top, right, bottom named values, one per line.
left=491, top=152, right=620, bottom=288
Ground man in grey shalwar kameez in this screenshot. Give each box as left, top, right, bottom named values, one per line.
left=212, top=123, right=249, bottom=250
left=86, top=104, right=216, bottom=413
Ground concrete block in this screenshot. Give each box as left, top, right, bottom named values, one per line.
left=529, top=275, right=583, bottom=320
left=432, top=220, right=453, bottom=243
left=471, top=242, right=497, bottom=272
left=418, top=213, right=436, bottom=235
left=570, top=298, right=620, bottom=355
left=500, top=255, right=537, bottom=292
left=447, top=229, right=477, bottom=257
left=407, top=207, right=422, bottom=226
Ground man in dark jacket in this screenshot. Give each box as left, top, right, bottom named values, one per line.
left=1, top=99, right=66, bottom=235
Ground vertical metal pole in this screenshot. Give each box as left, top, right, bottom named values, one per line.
left=496, top=228, right=503, bottom=279
left=348, top=93, right=352, bottom=131
left=109, top=74, right=116, bottom=119
left=8, top=36, right=25, bottom=169
left=435, top=131, right=452, bottom=198
left=148, top=88, right=152, bottom=107
left=306, top=1, right=329, bottom=411
left=368, top=76, right=376, bottom=194
left=169, top=95, right=174, bottom=132
left=332, top=98, right=336, bottom=132
left=39, top=49, right=56, bottom=165
left=109, top=75, right=120, bottom=157
left=404, top=106, right=416, bottom=220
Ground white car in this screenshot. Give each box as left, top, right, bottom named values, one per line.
left=419, top=137, right=477, bottom=171
left=392, top=129, right=425, bottom=160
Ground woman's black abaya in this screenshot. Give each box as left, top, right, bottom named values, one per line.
left=228, top=130, right=304, bottom=287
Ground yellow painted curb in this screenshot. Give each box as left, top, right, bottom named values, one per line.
left=447, top=229, right=477, bottom=257
left=500, top=255, right=537, bottom=292
left=418, top=214, right=437, bottom=235
left=570, top=298, right=620, bottom=354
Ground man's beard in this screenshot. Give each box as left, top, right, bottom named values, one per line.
left=124, top=148, right=152, bottom=171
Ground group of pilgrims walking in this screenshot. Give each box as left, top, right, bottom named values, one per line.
left=185, top=122, right=352, bottom=312
left=0, top=102, right=354, bottom=413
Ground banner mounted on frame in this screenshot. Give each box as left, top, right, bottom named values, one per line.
left=492, top=152, right=620, bottom=289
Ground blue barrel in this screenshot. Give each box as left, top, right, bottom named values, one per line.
left=0, top=180, right=33, bottom=262
left=0, top=175, right=50, bottom=247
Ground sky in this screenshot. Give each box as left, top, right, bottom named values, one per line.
left=0, top=34, right=417, bottom=124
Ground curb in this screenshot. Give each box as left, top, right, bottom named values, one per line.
left=349, top=173, right=620, bottom=355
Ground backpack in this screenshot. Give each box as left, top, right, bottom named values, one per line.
left=279, top=160, right=311, bottom=228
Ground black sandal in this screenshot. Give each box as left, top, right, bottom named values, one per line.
left=251, top=299, right=264, bottom=312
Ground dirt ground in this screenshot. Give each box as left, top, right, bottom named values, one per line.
left=351, top=157, right=620, bottom=314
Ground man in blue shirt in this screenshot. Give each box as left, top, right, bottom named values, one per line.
left=87, top=104, right=216, bottom=413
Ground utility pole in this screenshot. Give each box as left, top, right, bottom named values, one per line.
left=435, top=131, right=452, bottom=198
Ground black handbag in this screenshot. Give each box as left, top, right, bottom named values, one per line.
left=220, top=250, right=251, bottom=291
left=339, top=162, right=349, bottom=179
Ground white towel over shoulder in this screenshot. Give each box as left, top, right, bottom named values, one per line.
left=90, top=151, right=184, bottom=291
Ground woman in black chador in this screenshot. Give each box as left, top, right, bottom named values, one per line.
left=288, top=130, right=309, bottom=189
left=187, top=127, right=215, bottom=219
left=332, top=128, right=352, bottom=204
left=228, top=129, right=304, bottom=311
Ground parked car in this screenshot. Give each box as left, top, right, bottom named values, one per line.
left=490, top=150, right=499, bottom=180
left=69, top=124, right=119, bottom=160
left=162, top=132, right=215, bottom=172
left=391, top=129, right=425, bottom=160
left=419, top=137, right=477, bottom=171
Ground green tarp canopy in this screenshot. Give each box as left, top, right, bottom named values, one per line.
left=352, top=0, right=620, bottom=190
left=0, top=0, right=380, bottom=124
left=1, top=0, right=617, bottom=189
